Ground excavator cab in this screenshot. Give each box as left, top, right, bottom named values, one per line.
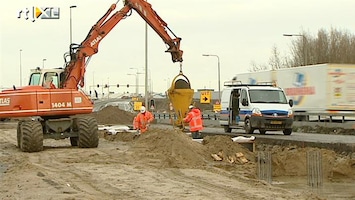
left=28, top=68, right=64, bottom=89
left=167, top=71, right=194, bottom=128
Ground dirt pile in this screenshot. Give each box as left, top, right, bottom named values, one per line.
left=88, top=106, right=136, bottom=125
left=94, top=106, right=355, bottom=181
left=132, top=127, right=209, bottom=168
left=267, top=145, right=355, bottom=180
left=101, top=126, right=256, bottom=171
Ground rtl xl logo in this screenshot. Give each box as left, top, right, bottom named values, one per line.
left=18, top=7, right=60, bottom=22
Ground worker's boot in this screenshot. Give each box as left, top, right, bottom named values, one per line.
left=133, top=130, right=141, bottom=139
left=192, top=131, right=203, bottom=139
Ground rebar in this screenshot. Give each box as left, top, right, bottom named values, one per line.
left=257, top=151, right=272, bottom=183
left=307, top=150, right=323, bottom=187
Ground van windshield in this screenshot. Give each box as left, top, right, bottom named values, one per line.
left=249, top=89, right=288, bottom=104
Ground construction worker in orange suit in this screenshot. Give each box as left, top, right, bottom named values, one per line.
left=133, top=106, right=154, bottom=135
left=183, top=105, right=204, bottom=139
left=43, top=76, right=56, bottom=89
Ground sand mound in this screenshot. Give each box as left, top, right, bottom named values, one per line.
left=101, top=126, right=256, bottom=171
left=89, top=106, right=136, bottom=125
left=93, top=106, right=256, bottom=172
left=131, top=127, right=208, bottom=168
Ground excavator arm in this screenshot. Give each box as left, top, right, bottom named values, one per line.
left=125, top=0, right=183, bottom=62
left=62, top=0, right=183, bottom=89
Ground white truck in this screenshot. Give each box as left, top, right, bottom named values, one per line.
left=219, top=81, right=294, bottom=135
left=233, top=63, right=355, bottom=121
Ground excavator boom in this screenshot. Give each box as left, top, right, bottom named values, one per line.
left=62, top=0, right=183, bottom=90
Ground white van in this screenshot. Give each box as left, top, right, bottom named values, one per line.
left=219, top=81, right=294, bottom=135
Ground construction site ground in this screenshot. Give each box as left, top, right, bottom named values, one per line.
left=0, top=104, right=355, bottom=200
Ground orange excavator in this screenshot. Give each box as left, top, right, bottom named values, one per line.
left=0, top=0, right=183, bottom=152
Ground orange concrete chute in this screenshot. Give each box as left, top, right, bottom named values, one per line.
left=167, top=72, right=194, bottom=128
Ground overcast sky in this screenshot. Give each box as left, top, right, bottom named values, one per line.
left=1, top=0, right=354, bottom=94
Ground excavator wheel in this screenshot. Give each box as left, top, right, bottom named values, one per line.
left=75, top=116, right=99, bottom=148
left=20, top=121, right=44, bottom=152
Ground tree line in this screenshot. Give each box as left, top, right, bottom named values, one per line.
left=251, top=27, right=355, bottom=71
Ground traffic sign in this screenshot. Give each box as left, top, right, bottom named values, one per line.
left=213, top=104, right=221, bottom=112
left=200, top=91, right=211, bottom=104
left=134, top=101, right=143, bottom=111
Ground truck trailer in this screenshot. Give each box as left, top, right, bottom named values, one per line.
left=233, top=63, right=355, bottom=121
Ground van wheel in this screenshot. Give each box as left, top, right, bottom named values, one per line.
left=223, top=126, right=232, bottom=133
left=244, top=118, right=254, bottom=134
left=259, top=129, right=266, bottom=134
left=283, top=129, right=292, bottom=135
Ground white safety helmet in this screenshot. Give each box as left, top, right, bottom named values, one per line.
left=188, top=105, right=194, bottom=109
left=140, top=106, right=146, bottom=113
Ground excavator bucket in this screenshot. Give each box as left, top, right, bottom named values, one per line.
left=167, top=72, right=194, bottom=128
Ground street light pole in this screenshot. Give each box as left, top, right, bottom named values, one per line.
left=42, top=58, right=47, bottom=69
left=202, top=54, right=221, bottom=102
left=144, top=17, right=149, bottom=108
left=70, top=5, right=77, bottom=46
left=129, top=67, right=144, bottom=96
left=19, top=49, right=22, bottom=86
left=283, top=34, right=306, bottom=66
left=127, top=73, right=138, bottom=96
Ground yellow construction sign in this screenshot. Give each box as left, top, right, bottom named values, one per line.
left=213, top=104, right=221, bottom=112
left=133, top=101, right=143, bottom=111
left=200, top=91, right=211, bottom=104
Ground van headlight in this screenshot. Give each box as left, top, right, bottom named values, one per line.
left=252, top=108, right=262, bottom=116
left=288, top=109, right=293, bottom=117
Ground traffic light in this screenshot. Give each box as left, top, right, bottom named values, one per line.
left=127, top=84, right=129, bottom=88
left=117, top=84, right=120, bottom=88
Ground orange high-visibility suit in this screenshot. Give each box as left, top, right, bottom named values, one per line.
left=183, top=107, right=203, bottom=132
left=133, top=110, right=154, bottom=133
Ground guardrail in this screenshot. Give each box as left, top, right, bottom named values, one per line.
left=154, top=113, right=219, bottom=120
left=154, top=112, right=355, bottom=123
left=293, top=112, right=355, bottom=123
